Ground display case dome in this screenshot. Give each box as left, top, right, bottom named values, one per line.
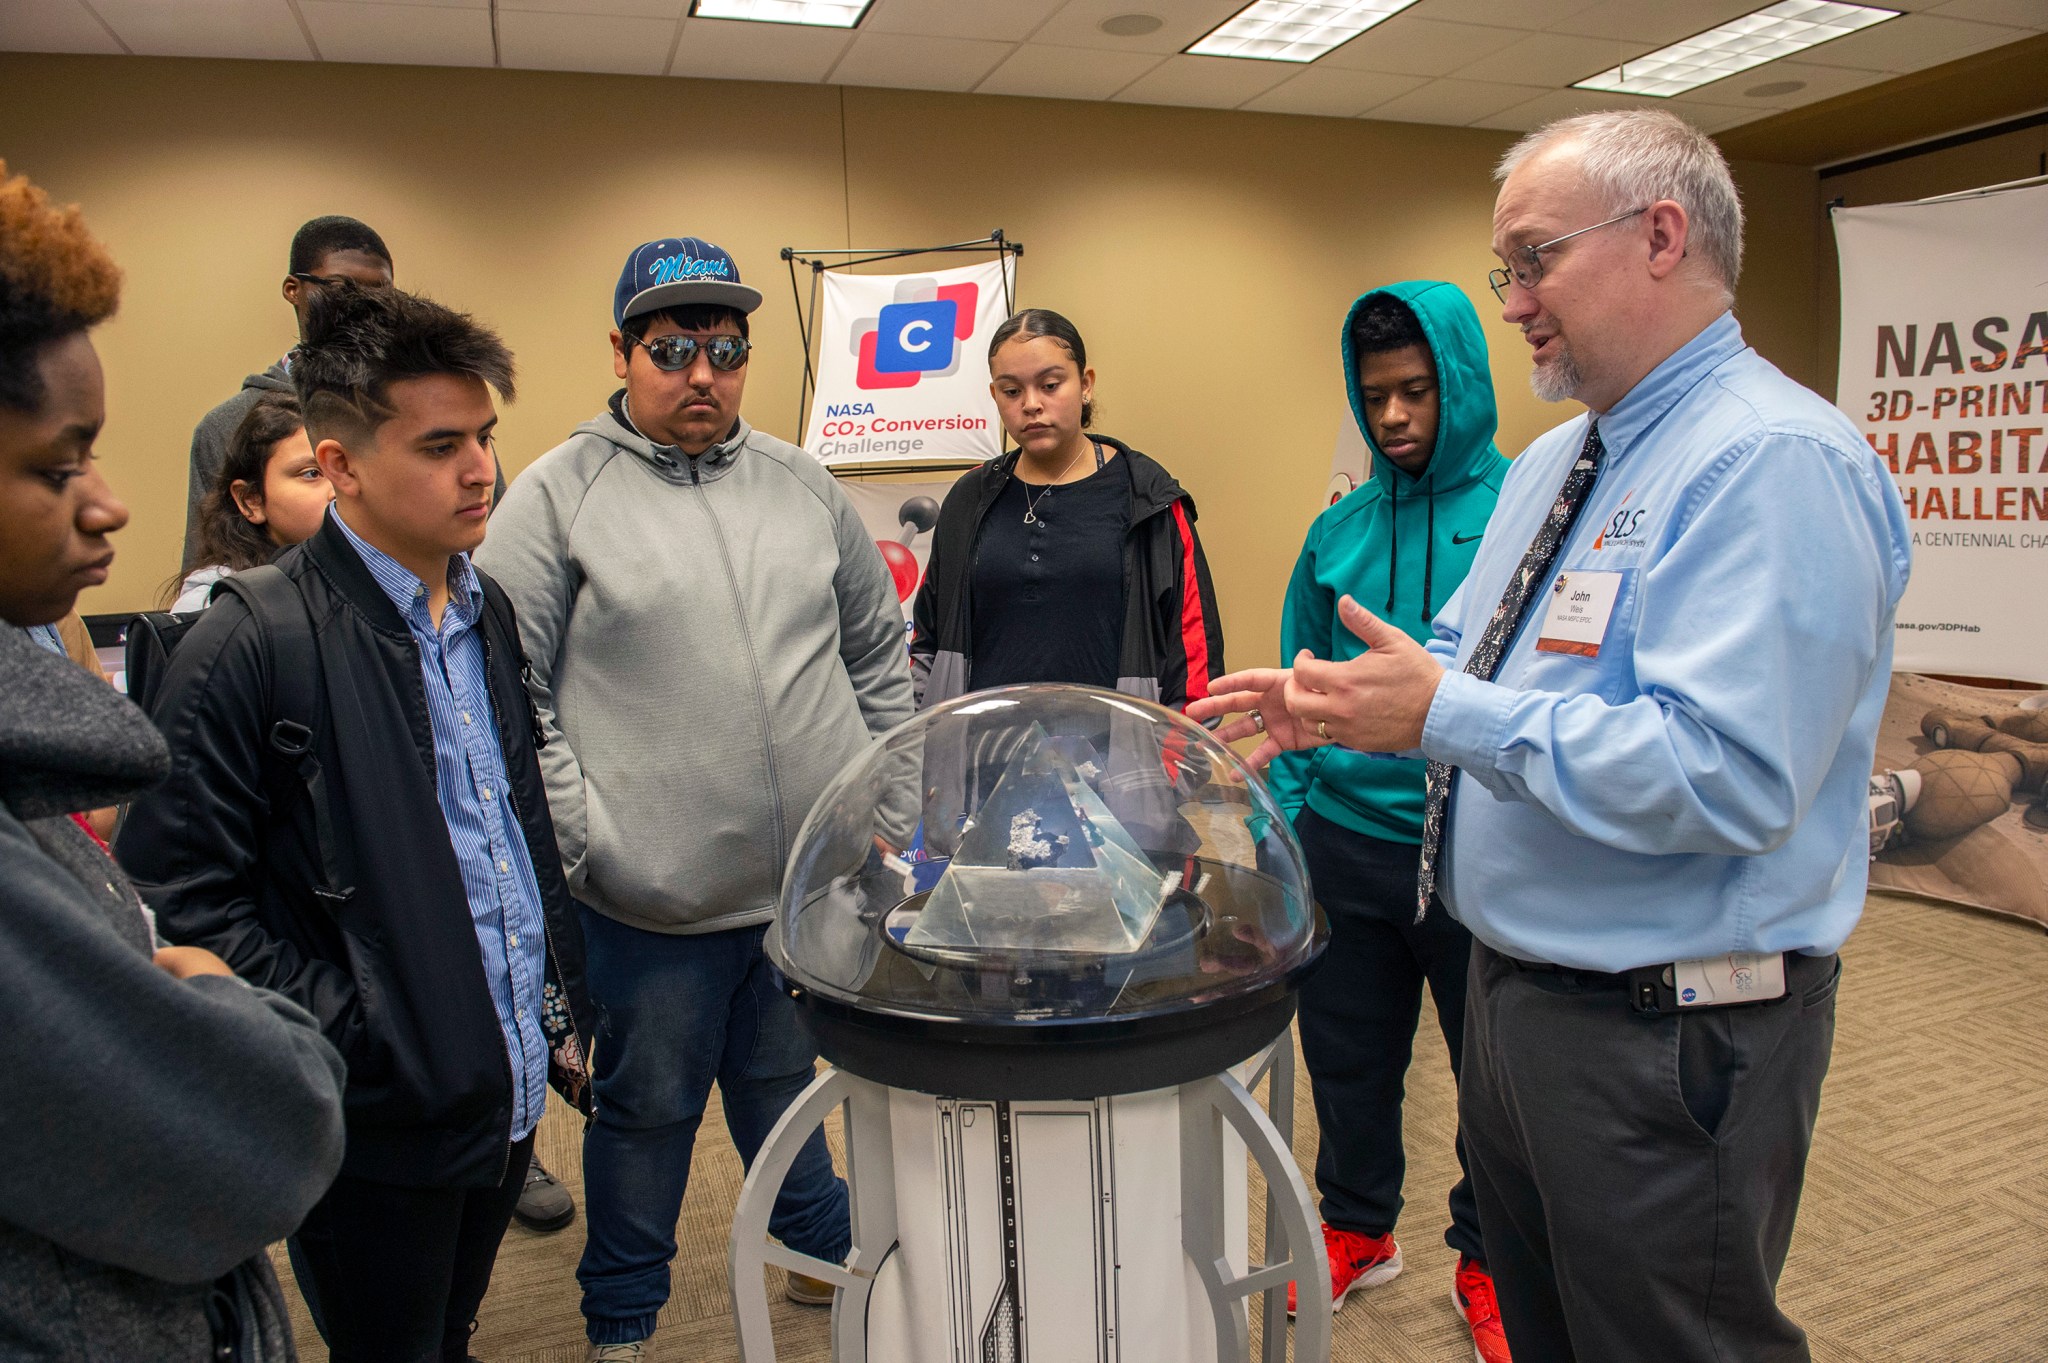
left=769, top=684, right=1325, bottom=1099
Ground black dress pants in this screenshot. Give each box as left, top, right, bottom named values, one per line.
left=1460, top=942, right=1841, bottom=1362
left=289, top=1133, right=534, bottom=1363
left=1294, top=808, right=1485, bottom=1261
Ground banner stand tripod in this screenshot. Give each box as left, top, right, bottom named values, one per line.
left=780, top=230, right=1022, bottom=478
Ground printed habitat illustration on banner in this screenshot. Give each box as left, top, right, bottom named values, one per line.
left=1831, top=179, right=2048, bottom=680
left=805, top=258, right=1015, bottom=467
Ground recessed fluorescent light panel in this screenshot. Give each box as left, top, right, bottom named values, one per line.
left=1186, top=0, right=1422, bottom=63
left=689, top=0, right=874, bottom=28
left=1574, top=1, right=1898, bottom=98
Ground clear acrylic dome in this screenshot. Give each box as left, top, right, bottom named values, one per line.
left=770, top=685, right=1322, bottom=1047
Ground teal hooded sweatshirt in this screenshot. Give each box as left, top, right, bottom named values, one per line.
left=1267, top=280, right=1512, bottom=844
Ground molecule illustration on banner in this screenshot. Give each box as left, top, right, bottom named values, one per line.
left=877, top=495, right=940, bottom=603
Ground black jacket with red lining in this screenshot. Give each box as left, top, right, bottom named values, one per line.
left=909, top=437, right=1224, bottom=712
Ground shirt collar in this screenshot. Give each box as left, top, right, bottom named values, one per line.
left=1593, top=311, right=1745, bottom=464
left=329, top=504, right=480, bottom=629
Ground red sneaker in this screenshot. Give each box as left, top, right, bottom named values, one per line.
left=1453, top=1255, right=1512, bottom=1363
left=1286, top=1224, right=1402, bottom=1316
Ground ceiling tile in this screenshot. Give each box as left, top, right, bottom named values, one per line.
left=313, top=0, right=485, bottom=8
left=499, top=0, right=683, bottom=16
left=1660, top=100, right=1779, bottom=134
left=1453, top=30, right=1653, bottom=87
left=1547, top=0, right=1765, bottom=46
left=1927, top=0, right=2048, bottom=27
left=668, top=14, right=852, bottom=81
left=1240, top=65, right=1428, bottom=118
left=1029, top=0, right=1249, bottom=55
left=0, top=0, right=124, bottom=54
left=1109, top=53, right=1297, bottom=109
left=1415, top=0, right=1601, bottom=31
left=973, top=42, right=1164, bottom=101
left=88, top=0, right=313, bottom=59
left=864, top=0, right=1066, bottom=43
left=827, top=31, right=1013, bottom=92
left=1683, top=57, right=1896, bottom=105
left=299, top=1, right=494, bottom=65
left=1360, top=76, right=1552, bottom=126
left=1471, top=85, right=1753, bottom=133
left=496, top=9, right=677, bottom=73
left=1318, top=15, right=1526, bottom=76
left=1792, top=13, right=2034, bottom=72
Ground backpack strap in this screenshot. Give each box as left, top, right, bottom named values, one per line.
left=214, top=566, right=355, bottom=906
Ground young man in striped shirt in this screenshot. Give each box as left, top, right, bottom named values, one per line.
left=123, top=282, right=594, bottom=1363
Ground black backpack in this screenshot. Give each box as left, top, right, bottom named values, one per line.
left=125, top=563, right=540, bottom=906
left=125, top=565, right=355, bottom=903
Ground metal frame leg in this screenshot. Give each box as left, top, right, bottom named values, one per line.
left=1242, top=1032, right=1300, bottom=1363
left=1179, top=1052, right=1329, bottom=1363
left=729, top=1067, right=898, bottom=1363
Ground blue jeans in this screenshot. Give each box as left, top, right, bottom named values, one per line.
left=576, top=911, right=850, bottom=1344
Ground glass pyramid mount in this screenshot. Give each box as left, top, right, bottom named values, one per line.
left=908, top=722, right=1177, bottom=955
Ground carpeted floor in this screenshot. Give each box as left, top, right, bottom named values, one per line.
left=273, top=891, right=2048, bottom=1361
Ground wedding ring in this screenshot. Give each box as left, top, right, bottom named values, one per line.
left=1251, top=711, right=1265, bottom=732
left=1318, top=720, right=1330, bottom=742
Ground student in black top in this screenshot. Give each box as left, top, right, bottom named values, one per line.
left=910, top=308, right=1223, bottom=712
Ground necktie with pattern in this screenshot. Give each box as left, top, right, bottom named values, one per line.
left=1414, top=421, right=1605, bottom=922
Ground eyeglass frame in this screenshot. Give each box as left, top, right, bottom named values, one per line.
left=1487, top=206, right=1648, bottom=304
left=624, top=331, right=753, bottom=373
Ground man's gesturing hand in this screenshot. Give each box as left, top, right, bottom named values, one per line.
left=1186, top=666, right=1321, bottom=770
left=1187, top=596, right=1447, bottom=768
left=1286, top=595, right=1445, bottom=753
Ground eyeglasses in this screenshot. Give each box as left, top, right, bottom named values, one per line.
left=627, top=333, right=751, bottom=373
left=1488, top=207, right=1647, bottom=304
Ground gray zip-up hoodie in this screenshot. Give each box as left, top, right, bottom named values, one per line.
left=476, top=399, right=914, bottom=935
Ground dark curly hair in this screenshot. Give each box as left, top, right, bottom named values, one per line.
left=1350, top=294, right=1428, bottom=358
left=0, top=161, right=121, bottom=413
left=293, top=280, right=515, bottom=446
left=988, top=308, right=1093, bottom=428
left=188, top=392, right=308, bottom=577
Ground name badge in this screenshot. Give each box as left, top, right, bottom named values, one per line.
left=1535, top=571, right=1622, bottom=657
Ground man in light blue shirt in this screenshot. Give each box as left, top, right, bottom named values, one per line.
left=1194, top=111, right=1907, bottom=1362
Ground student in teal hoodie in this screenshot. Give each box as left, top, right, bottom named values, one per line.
left=1271, top=282, right=1513, bottom=1363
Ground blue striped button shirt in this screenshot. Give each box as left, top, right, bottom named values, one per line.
left=332, top=507, right=551, bottom=1139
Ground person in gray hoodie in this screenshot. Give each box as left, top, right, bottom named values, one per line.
left=0, top=159, right=346, bottom=1362
left=477, top=236, right=913, bottom=1360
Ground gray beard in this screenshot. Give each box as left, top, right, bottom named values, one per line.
left=1529, top=341, right=1583, bottom=403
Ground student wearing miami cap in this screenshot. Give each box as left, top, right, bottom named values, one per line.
left=478, top=237, right=912, bottom=1361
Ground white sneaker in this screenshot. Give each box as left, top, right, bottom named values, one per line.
left=586, top=1343, right=646, bottom=1362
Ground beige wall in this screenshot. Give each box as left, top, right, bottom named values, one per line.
left=0, top=53, right=1818, bottom=662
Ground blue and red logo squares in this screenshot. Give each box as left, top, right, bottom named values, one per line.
left=855, top=281, right=980, bottom=390
left=873, top=300, right=959, bottom=374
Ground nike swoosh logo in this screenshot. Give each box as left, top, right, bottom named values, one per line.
left=1452, top=532, right=1483, bottom=545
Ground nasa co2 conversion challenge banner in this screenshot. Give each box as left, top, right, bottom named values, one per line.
left=805, top=257, right=1015, bottom=467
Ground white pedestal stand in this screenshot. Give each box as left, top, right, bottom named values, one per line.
left=728, top=1034, right=1330, bottom=1363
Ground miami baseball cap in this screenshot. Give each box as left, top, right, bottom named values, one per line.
left=613, top=237, right=763, bottom=326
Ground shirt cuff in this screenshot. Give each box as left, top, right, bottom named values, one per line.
left=1421, top=669, right=1514, bottom=777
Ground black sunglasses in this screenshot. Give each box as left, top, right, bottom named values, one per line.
left=628, top=333, right=751, bottom=373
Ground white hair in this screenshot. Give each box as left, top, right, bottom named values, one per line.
left=1496, top=110, right=1744, bottom=297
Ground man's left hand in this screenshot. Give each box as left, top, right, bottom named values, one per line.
left=1286, top=595, right=1446, bottom=753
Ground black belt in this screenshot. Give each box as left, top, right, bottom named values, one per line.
left=1486, top=943, right=1798, bottom=1016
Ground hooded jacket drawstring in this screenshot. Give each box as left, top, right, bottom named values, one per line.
left=1385, top=478, right=1400, bottom=614
left=1422, top=497, right=1436, bottom=622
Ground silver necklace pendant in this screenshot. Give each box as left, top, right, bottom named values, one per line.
left=1023, top=509, right=1037, bottom=525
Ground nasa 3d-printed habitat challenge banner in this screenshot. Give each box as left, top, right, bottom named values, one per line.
left=805, top=258, right=1015, bottom=467
left=1832, top=178, right=2048, bottom=681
